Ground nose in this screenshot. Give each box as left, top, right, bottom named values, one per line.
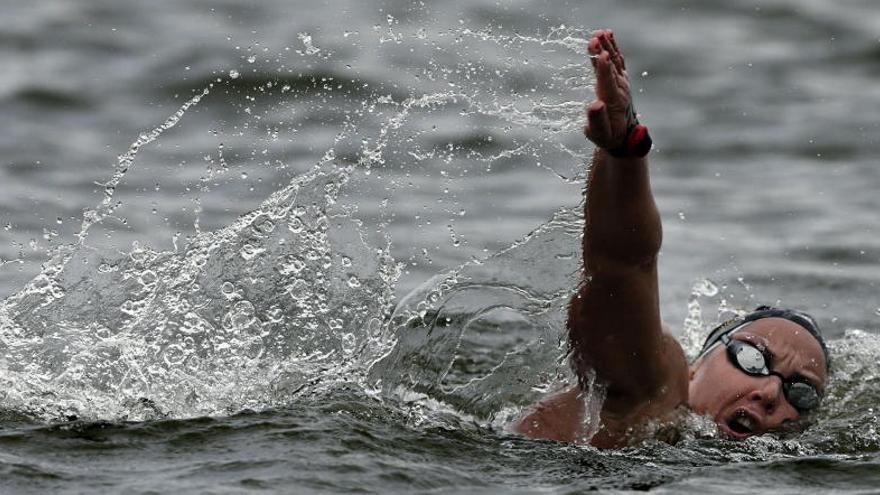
left=749, top=374, right=785, bottom=414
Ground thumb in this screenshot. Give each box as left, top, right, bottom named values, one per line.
left=585, top=100, right=612, bottom=146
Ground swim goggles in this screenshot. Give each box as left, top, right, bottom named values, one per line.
left=720, top=329, right=822, bottom=413
left=698, top=306, right=829, bottom=365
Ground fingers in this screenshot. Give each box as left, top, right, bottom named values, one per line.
left=586, top=29, right=631, bottom=147
left=607, top=31, right=626, bottom=73
left=595, top=51, right=618, bottom=105
left=585, top=100, right=612, bottom=145
left=589, top=29, right=626, bottom=76
left=588, top=36, right=600, bottom=70
left=598, top=31, right=625, bottom=76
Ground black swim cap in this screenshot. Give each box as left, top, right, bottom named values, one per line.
left=697, top=305, right=830, bottom=368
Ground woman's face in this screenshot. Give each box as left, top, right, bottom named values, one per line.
left=688, top=318, right=828, bottom=439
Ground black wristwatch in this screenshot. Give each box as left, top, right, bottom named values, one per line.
left=606, top=102, right=652, bottom=158
left=607, top=124, right=652, bottom=158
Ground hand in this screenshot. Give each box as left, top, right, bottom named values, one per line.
left=584, top=29, right=636, bottom=151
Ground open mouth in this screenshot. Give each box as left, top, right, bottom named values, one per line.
left=725, top=409, right=760, bottom=438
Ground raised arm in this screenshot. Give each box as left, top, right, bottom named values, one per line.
left=512, top=30, right=687, bottom=446
left=568, top=30, right=687, bottom=416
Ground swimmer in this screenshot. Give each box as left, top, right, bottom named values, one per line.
left=511, top=29, right=829, bottom=448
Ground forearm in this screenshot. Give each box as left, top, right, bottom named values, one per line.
left=583, top=148, right=661, bottom=276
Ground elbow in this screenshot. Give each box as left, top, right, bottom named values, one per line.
left=586, top=248, right=659, bottom=279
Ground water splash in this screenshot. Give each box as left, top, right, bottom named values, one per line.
left=0, top=159, right=402, bottom=421
left=1, top=20, right=877, bottom=463
left=0, top=23, right=596, bottom=422
left=80, top=87, right=213, bottom=246
left=370, top=205, right=584, bottom=421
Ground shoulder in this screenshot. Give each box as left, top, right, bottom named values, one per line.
left=511, top=327, right=689, bottom=447
left=596, top=329, right=689, bottom=442
left=509, top=386, right=589, bottom=443
left=602, top=325, right=688, bottom=404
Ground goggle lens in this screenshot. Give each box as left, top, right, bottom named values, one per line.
left=784, top=381, right=821, bottom=411
left=732, top=343, right=767, bottom=375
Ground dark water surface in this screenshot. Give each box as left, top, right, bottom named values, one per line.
left=2, top=1, right=880, bottom=493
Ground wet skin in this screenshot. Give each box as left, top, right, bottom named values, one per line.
left=511, top=29, right=828, bottom=447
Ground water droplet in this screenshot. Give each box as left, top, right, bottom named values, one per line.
left=139, top=270, right=158, bottom=286
left=222, top=300, right=258, bottom=333
left=288, top=279, right=310, bottom=301
left=340, top=332, right=356, bottom=354
left=221, top=281, right=236, bottom=296
left=448, top=224, right=461, bottom=247
left=426, top=291, right=440, bottom=305
left=240, top=243, right=265, bottom=260
left=347, top=275, right=361, bottom=288
left=229, top=69, right=240, bottom=79
left=247, top=55, right=256, bottom=63
left=130, top=248, right=148, bottom=264
left=693, top=279, right=719, bottom=297
left=163, top=344, right=187, bottom=366
left=288, top=217, right=305, bottom=233
left=341, top=256, right=352, bottom=267
left=243, top=336, right=264, bottom=359
left=251, top=215, right=275, bottom=235
left=279, top=255, right=305, bottom=275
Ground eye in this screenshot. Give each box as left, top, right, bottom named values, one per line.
left=785, top=380, right=821, bottom=412
left=735, top=342, right=768, bottom=374
left=791, top=373, right=822, bottom=395
left=749, top=340, right=774, bottom=367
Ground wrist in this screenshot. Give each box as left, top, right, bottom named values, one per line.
left=607, top=124, right=652, bottom=159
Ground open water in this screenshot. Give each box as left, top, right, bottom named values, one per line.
left=1, top=1, right=880, bottom=493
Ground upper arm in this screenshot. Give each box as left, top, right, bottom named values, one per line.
left=567, top=255, right=688, bottom=414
